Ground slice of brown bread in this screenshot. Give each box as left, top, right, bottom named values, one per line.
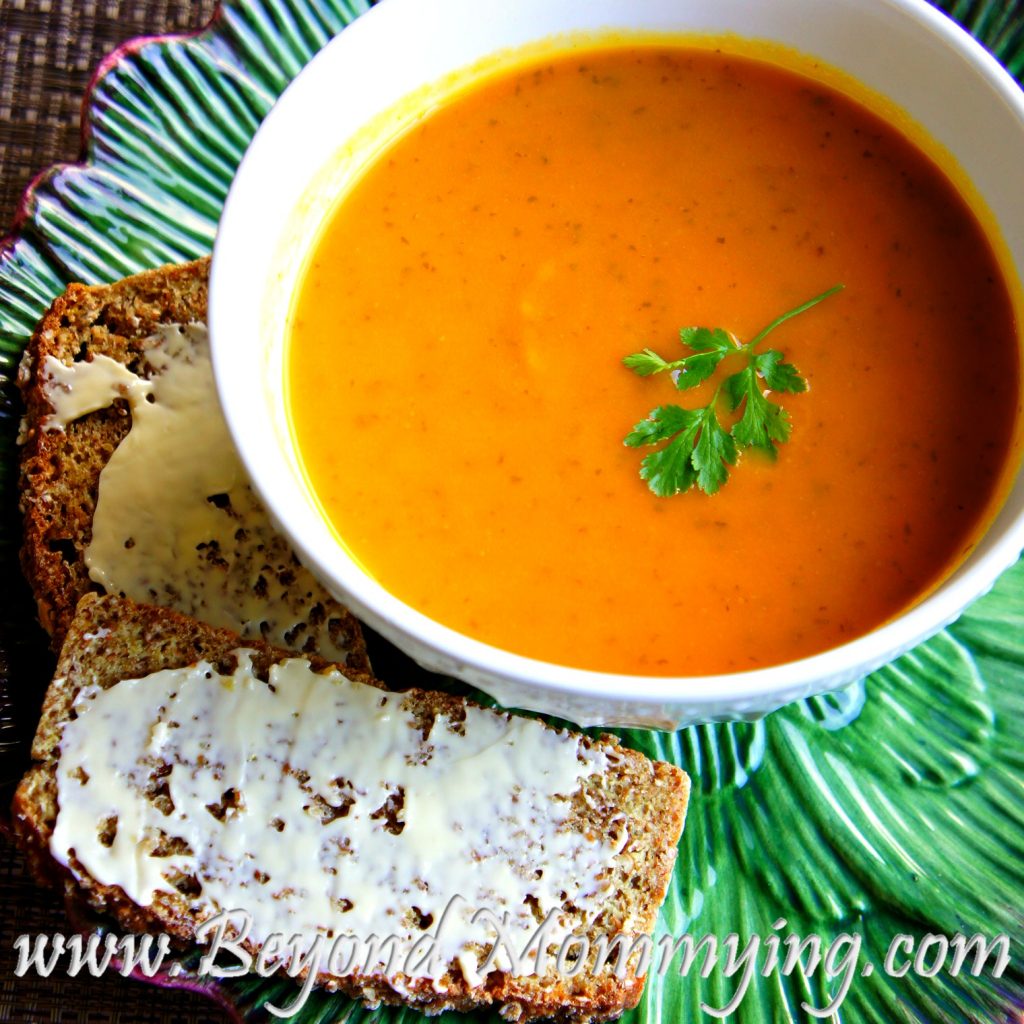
left=16, top=258, right=368, bottom=670
left=14, top=594, right=689, bottom=1023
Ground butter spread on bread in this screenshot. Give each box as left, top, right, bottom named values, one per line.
left=52, top=647, right=618, bottom=985
left=41, top=353, right=143, bottom=429
left=37, top=321, right=359, bottom=665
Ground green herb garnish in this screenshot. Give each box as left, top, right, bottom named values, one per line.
left=624, top=284, right=843, bottom=497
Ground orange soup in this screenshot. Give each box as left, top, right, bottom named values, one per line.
left=287, top=46, right=1020, bottom=676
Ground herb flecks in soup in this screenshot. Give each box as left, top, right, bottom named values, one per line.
left=288, top=47, right=1020, bottom=676
left=625, top=285, right=842, bottom=497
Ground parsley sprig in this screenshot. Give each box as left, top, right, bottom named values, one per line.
left=624, top=285, right=843, bottom=497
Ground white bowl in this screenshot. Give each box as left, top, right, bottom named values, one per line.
left=211, top=0, right=1024, bottom=729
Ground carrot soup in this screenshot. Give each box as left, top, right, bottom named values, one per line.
left=286, top=45, right=1020, bottom=676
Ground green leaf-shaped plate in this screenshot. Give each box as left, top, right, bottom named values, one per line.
left=1, top=2, right=1023, bottom=1022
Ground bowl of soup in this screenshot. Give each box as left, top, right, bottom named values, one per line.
left=210, top=0, right=1024, bottom=728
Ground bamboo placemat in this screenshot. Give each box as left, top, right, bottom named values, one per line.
left=0, top=3, right=224, bottom=1019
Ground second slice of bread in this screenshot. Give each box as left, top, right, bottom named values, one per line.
left=14, top=593, right=689, bottom=1023
left=17, top=259, right=368, bottom=670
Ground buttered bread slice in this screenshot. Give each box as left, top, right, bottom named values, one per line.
left=14, top=594, right=689, bottom=1022
left=17, top=258, right=367, bottom=668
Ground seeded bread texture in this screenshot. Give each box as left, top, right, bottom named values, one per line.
left=14, top=594, right=690, bottom=1023
left=16, top=258, right=368, bottom=669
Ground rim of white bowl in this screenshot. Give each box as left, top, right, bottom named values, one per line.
left=211, top=0, right=1024, bottom=711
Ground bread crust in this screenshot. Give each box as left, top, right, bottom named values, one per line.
left=16, top=259, right=368, bottom=671
left=13, top=594, right=690, bottom=1023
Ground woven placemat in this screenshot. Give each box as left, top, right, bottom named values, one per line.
left=0, top=4, right=225, bottom=1020
left=0, top=0, right=220, bottom=229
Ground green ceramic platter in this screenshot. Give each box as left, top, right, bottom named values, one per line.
left=1, top=2, right=1023, bottom=1021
